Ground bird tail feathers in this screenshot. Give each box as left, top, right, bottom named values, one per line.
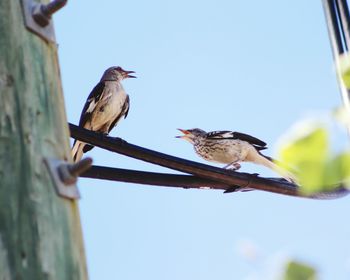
left=255, top=153, right=296, bottom=183
left=71, top=140, right=85, bottom=162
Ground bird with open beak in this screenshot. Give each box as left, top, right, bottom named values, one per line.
left=176, top=128, right=295, bottom=183
left=71, top=66, right=136, bottom=162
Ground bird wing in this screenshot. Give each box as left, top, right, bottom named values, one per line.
left=78, top=82, right=106, bottom=127
left=207, top=130, right=236, bottom=139
left=108, top=94, right=130, bottom=133
left=83, top=95, right=130, bottom=154
left=123, top=94, right=130, bottom=119
left=207, top=130, right=267, bottom=149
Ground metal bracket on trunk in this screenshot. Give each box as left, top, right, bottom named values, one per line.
left=44, top=157, right=92, bottom=200
left=21, top=0, right=67, bottom=43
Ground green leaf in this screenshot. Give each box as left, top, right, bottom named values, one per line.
left=279, top=124, right=329, bottom=194
left=326, top=152, right=350, bottom=188
left=282, top=261, right=317, bottom=280
left=278, top=120, right=350, bottom=193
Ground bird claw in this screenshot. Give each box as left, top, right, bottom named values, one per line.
left=224, top=162, right=241, bottom=170
left=223, top=186, right=241, bottom=193
left=97, top=131, right=109, bottom=140
left=111, top=136, right=126, bottom=144
left=233, top=163, right=241, bottom=170
left=224, top=185, right=254, bottom=194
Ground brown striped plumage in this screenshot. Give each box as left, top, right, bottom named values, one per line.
left=176, top=128, right=295, bottom=183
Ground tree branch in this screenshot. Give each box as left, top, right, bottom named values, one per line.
left=81, top=165, right=231, bottom=190
left=70, top=123, right=349, bottom=199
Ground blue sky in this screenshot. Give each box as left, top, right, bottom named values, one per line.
left=56, top=1, right=350, bottom=279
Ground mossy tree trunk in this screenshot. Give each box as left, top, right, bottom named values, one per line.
left=0, top=1, right=88, bottom=279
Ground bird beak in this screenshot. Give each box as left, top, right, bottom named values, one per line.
left=125, top=70, right=136, bottom=78
left=176, top=128, right=190, bottom=139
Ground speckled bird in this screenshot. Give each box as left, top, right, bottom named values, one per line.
left=176, top=128, right=295, bottom=183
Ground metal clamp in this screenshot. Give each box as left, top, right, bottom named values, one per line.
left=21, top=0, right=68, bottom=43
left=44, top=157, right=92, bottom=199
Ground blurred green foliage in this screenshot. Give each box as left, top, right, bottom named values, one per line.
left=282, top=261, right=317, bottom=280
left=278, top=123, right=350, bottom=194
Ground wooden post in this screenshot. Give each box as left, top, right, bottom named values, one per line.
left=0, top=1, right=88, bottom=279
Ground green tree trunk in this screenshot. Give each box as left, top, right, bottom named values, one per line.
left=0, top=1, right=88, bottom=279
